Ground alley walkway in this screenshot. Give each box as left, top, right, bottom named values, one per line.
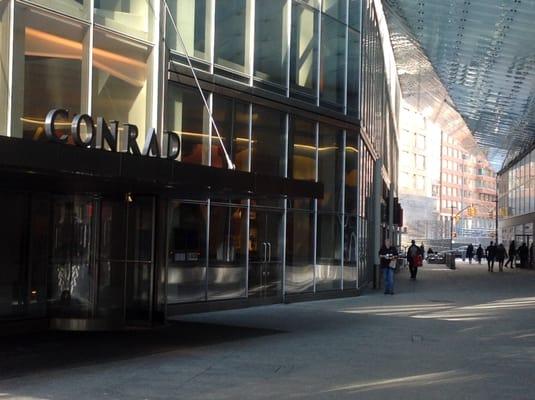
left=2, top=262, right=535, bottom=399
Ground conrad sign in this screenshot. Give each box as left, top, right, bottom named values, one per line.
left=44, top=109, right=180, bottom=159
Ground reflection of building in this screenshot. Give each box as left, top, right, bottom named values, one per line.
left=0, top=0, right=400, bottom=331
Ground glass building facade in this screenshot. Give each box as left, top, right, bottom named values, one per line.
left=0, top=0, right=399, bottom=329
left=498, top=148, right=535, bottom=256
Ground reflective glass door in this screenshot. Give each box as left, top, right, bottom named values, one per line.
left=98, top=195, right=155, bottom=324
left=248, top=209, right=283, bottom=299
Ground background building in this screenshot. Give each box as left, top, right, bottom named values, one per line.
left=0, top=0, right=401, bottom=330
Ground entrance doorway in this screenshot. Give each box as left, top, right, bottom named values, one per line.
left=48, top=194, right=155, bottom=326
left=248, top=209, right=283, bottom=299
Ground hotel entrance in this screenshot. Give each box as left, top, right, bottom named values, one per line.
left=47, top=194, right=156, bottom=329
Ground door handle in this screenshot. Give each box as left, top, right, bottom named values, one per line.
left=267, top=242, right=272, bottom=262
left=262, top=242, right=267, bottom=263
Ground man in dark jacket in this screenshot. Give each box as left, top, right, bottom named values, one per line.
left=476, top=245, right=484, bottom=264
left=486, top=241, right=497, bottom=272
left=407, top=240, right=422, bottom=280
left=379, top=239, right=398, bottom=294
left=519, top=243, right=529, bottom=268
left=505, top=240, right=516, bottom=268
left=466, top=244, right=474, bottom=264
left=496, top=243, right=507, bottom=272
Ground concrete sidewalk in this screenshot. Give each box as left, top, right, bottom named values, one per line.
left=2, top=262, right=535, bottom=399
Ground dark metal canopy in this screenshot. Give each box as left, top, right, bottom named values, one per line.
left=385, top=0, right=535, bottom=170
left=0, top=137, right=323, bottom=199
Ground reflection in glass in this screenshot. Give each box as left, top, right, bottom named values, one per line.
left=208, top=206, right=247, bottom=300
left=48, top=196, right=93, bottom=318
left=166, top=84, right=209, bottom=165
left=290, top=2, right=318, bottom=95
left=285, top=211, right=314, bottom=293
left=322, top=0, right=347, bottom=22
left=166, top=0, right=210, bottom=60
left=345, top=132, right=359, bottom=215
left=251, top=105, right=286, bottom=176
left=94, top=0, right=152, bottom=41
left=92, top=29, right=150, bottom=140
left=318, top=125, right=342, bottom=212
left=0, top=2, right=8, bottom=135
left=27, top=0, right=88, bottom=19
left=20, top=10, right=84, bottom=140
left=320, top=15, right=346, bottom=105
left=288, top=116, right=316, bottom=210
left=316, top=213, right=342, bottom=291
left=214, top=0, right=248, bottom=72
left=212, top=95, right=250, bottom=171
left=167, top=201, right=207, bottom=303
left=254, top=0, right=287, bottom=86
left=344, top=215, right=358, bottom=288
left=347, top=29, right=360, bottom=116
left=349, top=0, right=361, bottom=30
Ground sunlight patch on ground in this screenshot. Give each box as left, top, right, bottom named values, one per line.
left=323, top=370, right=488, bottom=394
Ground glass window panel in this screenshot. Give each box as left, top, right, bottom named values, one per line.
left=348, top=0, right=361, bottom=30
left=166, top=0, right=210, bottom=61
left=18, top=7, right=85, bottom=140
left=343, top=214, right=358, bottom=287
left=214, top=0, right=248, bottom=73
left=316, top=213, right=342, bottom=291
left=322, top=0, right=347, bottom=22
left=0, top=1, right=8, bottom=136
left=254, top=0, right=288, bottom=86
left=345, top=132, right=358, bottom=214
left=318, top=125, right=342, bottom=212
left=290, top=2, right=318, bottom=95
left=289, top=116, right=316, bottom=181
left=167, top=201, right=207, bottom=303
left=251, top=105, right=286, bottom=176
left=212, top=95, right=250, bottom=171
left=285, top=211, right=314, bottom=293
left=26, top=0, right=89, bottom=19
left=347, top=28, right=360, bottom=116
left=208, top=205, right=247, bottom=300
left=94, top=0, right=153, bottom=42
left=92, top=29, right=151, bottom=145
left=320, top=15, right=346, bottom=105
left=165, top=84, right=210, bottom=165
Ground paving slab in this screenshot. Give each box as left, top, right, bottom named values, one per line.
left=1, top=261, right=535, bottom=400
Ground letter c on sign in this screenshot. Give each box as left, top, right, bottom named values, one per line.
left=44, top=109, right=69, bottom=143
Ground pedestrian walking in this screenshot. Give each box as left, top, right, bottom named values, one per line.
left=505, top=240, right=516, bottom=269
left=420, top=242, right=425, bottom=258
left=530, top=242, right=534, bottom=269
left=476, top=244, right=484, bottom=264
left=407, top=240, right=422, bottom=280
left=496, top=243, right=507, bottom=272
left=379, top=239, right=398, bottom=295
left=519, top=243, right=529, bottom=268
left=486, top=241, right=496, bottom=272
left=466, top=243, right=474, bottom=264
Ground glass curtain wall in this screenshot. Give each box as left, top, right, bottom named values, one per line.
left=344, top=132, right=359, bottom=288
left=0, top=1, right=8, bottom=136
left=320, top=14, right=346, bottom=108
left=94, top=0, right=153, bottom=41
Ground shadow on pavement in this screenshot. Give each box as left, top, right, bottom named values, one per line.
left=0, top=321, right=283, bottom=381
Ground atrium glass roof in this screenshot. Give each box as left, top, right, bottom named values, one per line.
left=384, top=0, right=535, bottom=171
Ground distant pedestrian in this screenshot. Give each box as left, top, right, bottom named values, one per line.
left=505, top=240, right=516, bottom=269
left=428, top=248, right=434, bottom=255
left=496, top=243, right=507, bottom=272
left=466, top=243, right=474, bottom=264
left=486, top=242, right=496, bottom=272
left=519, top=243, right=529, bottom=268
left=379, top=239, right=398, bottom=295
left=407, top=240, right=422, bottom=280
left=530, top=242, right=534, bottom=268
left=476, top=245, right=484, bottom=264
left=420, top=242, right=426, bottom=258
